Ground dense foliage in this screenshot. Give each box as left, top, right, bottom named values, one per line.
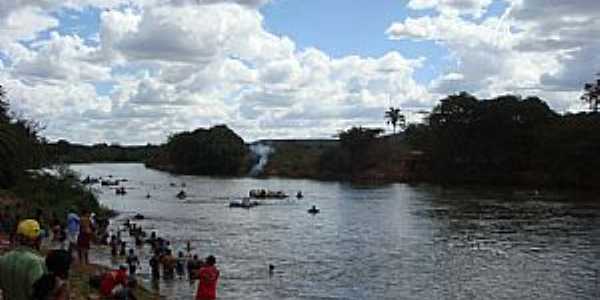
left=46, top=140, right=158, bottom=163
left=146, top=125, right=248, bottom=175
left=0, top=85, right=108, bottom=220
left=319, top=127, right=385, bottom=177
left=405, top=92, right=600, bottom=188
left=0, top=85, right=45, bottom=188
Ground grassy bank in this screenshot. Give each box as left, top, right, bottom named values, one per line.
left=2, top=166, right=114, bottom=222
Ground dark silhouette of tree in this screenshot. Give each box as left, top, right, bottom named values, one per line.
left=148, top=125, right=248, bottom=175
left=0, top=85, right=45, bottom=188
left=384, top=106, right=406, bottom=134
left=338, top=126, right=384, bottom=152
left=581, top=73, right=600, bottom=112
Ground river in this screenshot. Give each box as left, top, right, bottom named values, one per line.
left=71, top=163, right=600, bottom=300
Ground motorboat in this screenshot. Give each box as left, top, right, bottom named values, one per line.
left=101, top=179, right=119, bottom=186
left=249, top=189, right=288, bottom=199
left=229, top=198, right=259, bottom=208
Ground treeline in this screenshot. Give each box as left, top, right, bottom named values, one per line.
left=145, top=125, right=250, bottom=175
left=404, top=92, right=600, bottom=188
left=46, top=141, right=159, bottom=163
left=0, top=85, right=106, bottom=218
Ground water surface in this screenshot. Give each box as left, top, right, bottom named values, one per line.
left=71, top=163, right=600, bottom=300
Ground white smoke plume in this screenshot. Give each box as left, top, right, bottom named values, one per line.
left=249, top=143, right=274, bottom=176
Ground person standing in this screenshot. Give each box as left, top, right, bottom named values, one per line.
left=195, top=255, right=220, bottom=300
left=149, top=253, right=160, bottom=280
left=161, top=250, right=176, bottom=280
left=66, top=210, right=80, bottom=259
left=78, top=211, right=93, bottom=265
left=126, top=249, right=140, bottom=276
left=0, top=219, right=46, bottom=300
left=176, top=251, right=185, bottom=279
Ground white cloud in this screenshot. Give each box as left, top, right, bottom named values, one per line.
left=407, top=0, right=493, bottom=17
left=386, top=1, right=597, bottom=111
left=9, top=0, right=597, bottom=144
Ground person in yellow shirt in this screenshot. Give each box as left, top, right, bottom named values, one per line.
left=0, top=219, right=46, bottom=300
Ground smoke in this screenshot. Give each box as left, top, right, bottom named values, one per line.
left=249, top=144, right=274, bottom=176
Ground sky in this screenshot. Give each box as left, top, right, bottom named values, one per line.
left=0, top=0, right=598, bottom=144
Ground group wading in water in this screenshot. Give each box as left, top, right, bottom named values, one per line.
left=0, top=206, right=220, bottom=300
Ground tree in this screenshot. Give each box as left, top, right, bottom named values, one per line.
left=581, top=73, right=600, bottom=112
left=158, top=125, right=248, bottom=175
left=384, top=106, right=406, bottom=134
left=0, top=86, right=44, bottom=187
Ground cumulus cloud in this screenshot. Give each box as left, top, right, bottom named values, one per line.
left=407, top=0, right=493, bottom=17
left=2, top=0, right=596, bottom=144
left=386, top=0, right=597, bottom=111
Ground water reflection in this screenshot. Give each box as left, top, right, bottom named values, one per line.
left=72, top=163, right=600, bottom=300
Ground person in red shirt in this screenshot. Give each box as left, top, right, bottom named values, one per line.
left=195, top=255, right=220, bottom=300
left=99, top=265, right=128, bottom=297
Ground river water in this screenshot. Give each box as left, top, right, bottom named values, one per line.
left=71, top=163, right=600, bottom=300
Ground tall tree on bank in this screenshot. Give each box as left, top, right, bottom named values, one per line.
left=581, top=73, right=600, bottom=112
left=384, top=107, right=406, bottom=134
left=0, top=85, right=44, bottom=188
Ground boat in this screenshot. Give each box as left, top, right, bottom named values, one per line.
left=249, top=189, right=289, bottom=199
left=81, top=176, right=99, bottom=185
left=307, top=205, right=320, bottom=214
left=101, top=179, right=119, bottom=186
left=229, top=198, right=259, bottom=208
left=296, top=191, right=303, bottom=199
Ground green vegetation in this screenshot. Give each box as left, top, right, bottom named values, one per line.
left=404, top=91, right=600, bottom=188
left=581, top=73, right=600, bottom=112
left=146, top=124, right=249, bottom=175
left=46, top=140, right=158, bottom=163
left=0, top=85, right=109, bottom=221
left=261, top=140, right=337, bottom=178
left=384, top=106, right=406, bottom=134
left=0, top=86, right=45, bottom=189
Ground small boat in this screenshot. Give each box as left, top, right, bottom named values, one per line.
left=307, top=205, right=320, bottom=214
left=133, top=214, right=145, bottom=220
left=176, top=190, right=187, bottom=199
left=249, top=189, right=288, bottom=199
left=296, top=191, right=303, bottom=199
left=81, top=176, right=99, bottom=185
left=229, top=198, right=259, bottom=208
left=145, top=193, right=151, bottom=199
left=102, top=179, right=120, bottom=186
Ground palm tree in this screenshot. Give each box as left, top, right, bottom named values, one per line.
left=384, top=106, right=406, bottom=134
left=581, top=74, right=600, bottom=112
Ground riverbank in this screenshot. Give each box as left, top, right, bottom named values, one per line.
left=0, top=237, right=159, bottom=299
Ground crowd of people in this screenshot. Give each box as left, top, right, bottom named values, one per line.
left=0, top=210, right=220, bottom=300
left=114, top=219, right=221, bottom=300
